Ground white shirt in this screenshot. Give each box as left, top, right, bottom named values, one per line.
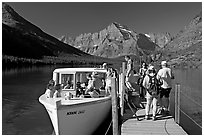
left=157, top=67, right=174, bottom=89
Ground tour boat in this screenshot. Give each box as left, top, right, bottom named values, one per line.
left=39, top=68, right=112, bottom=135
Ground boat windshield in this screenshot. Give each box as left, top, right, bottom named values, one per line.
left=75, top=72, right=106, bottom=87
left=60, top=71, right=106, bottom=92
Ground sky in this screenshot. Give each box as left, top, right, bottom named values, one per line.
left=6, top=2, right=202, bottom=39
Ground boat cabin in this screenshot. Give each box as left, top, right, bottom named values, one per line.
left=52, top=68, right=107, bottom=97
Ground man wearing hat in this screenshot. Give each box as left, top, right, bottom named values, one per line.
left=157, top=61, right=174, bottom=115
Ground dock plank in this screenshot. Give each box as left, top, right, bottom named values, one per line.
left=121, top=109, right=187, bottom=135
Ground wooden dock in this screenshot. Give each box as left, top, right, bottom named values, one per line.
left=110, top=62, right=188, bottom=135
left=121, top=108, right=187, bottom=135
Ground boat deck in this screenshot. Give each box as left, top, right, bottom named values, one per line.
left=39, top=94, right=111, bottom=109
left=121, top=108, right=188, bottom=135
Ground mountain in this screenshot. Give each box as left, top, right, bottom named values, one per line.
left=146, top=32, right=172, bottom=48
left=2, top=3, right=88, bottom=59
left=60, top=10, right=202, bottom=69
left=160, top=12, right=202, bottom=68
left=65, top=22, right=159, bottom=58
left=4, top=2, right=201, bottom=68
left=165, top=12, right=202, bottom=52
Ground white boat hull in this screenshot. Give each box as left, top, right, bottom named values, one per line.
left=39, top=95, right=111, bottom=135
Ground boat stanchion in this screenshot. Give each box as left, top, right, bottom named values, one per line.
left=175, top=83, right=181, bottom=124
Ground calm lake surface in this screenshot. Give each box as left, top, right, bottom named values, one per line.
left=2, top=65, right=202, bottom=135
left=2, top=65, right=57, bottom=134
left=170, top=68, right=202, bottom=135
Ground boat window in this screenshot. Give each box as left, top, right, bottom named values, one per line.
left=75, top=72, right=106, bottom=87
left=61, top=74, right=74, bottom=90
left=76, top=72, right=89, bottom=87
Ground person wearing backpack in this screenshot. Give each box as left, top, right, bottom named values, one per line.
left=157, top=61, right=174, bottom=115
left=143, top=66, right=162, bottom=121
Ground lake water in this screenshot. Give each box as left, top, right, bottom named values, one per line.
left=169, top=68, right=202, bottom=135
left=2, top=66, right=57, bottom=134
left=2, top=65, right=202, bottom=135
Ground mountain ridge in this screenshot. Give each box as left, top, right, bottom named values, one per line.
left=2, top=3, right=89, bottom=60
left=3, top=3, right=202, bottom=68
left=62, top=22, right=159, bottom=58
left=60, top=11, right=202, bottom=68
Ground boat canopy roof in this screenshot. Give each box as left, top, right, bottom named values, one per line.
left=53, top=68, right=107, bottom=73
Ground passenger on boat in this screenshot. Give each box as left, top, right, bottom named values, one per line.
left=85, top=72, right=103, bottom=98
left=76, top=82, right=84, bottom=97
left=49, top=79, right=55, bottom=86
left=92, top=72, right=103, bottom=91
left=63, top=81, right=73, bottom=89
left=85, top=73, right=93, bottom=94
left=45, top=83, right=55, bottom=98
left=53, top=84, right=62, bottom=98
left=98, top=78, right=106, bottom=96
left=100, top=79, right=106, bottom=90
left=156, top=61, right=174, bottom=115
left=143, top=66, right=159, bottom=121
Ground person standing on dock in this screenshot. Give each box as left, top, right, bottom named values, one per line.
left=105, top=68, right=114, bottom=96
left=157, top=61, right=174, bottom=115
left=143, top=66, right=160, bottom=121
left=124, top=55, right=135, bottom=92
left=138, top=62, right=148, bottom=98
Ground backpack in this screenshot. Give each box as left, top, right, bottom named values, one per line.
left=147, top=74, right=162, bottom=96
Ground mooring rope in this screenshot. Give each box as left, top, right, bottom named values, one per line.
left=164, top=119, right=170, bottom=135
left=180, top=91, right=202, bottom=108
left=105, top=120, right=112, bottom=135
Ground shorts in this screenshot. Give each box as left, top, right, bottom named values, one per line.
left=160, top=88, right=171, bottom=98
left=146, top=90, right=159, bottom=99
